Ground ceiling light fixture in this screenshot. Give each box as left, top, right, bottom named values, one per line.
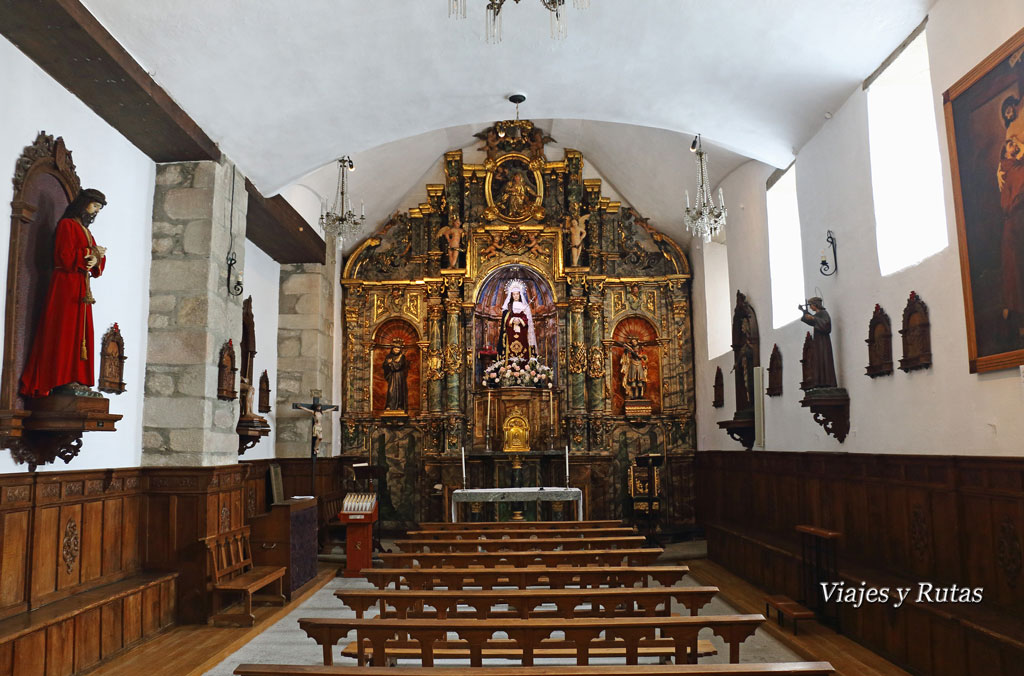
left=450, top=0, right=589, bottom=43
left=496, top=94, right=530, bottom=139
left=683, top=135, right=728, bottom=243
left=319, top=155, right=365, bottom=242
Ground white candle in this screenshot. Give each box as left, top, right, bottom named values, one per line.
left=461, top=445, right=467, bottom=488
left=369, top=346, right=374, bottom=410
left=486, top=391, right=491, bottom=448
left=565, top=443, right=570, bottom=487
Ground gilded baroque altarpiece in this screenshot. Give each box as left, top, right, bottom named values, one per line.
left=338, top=121, right=696, bottom=532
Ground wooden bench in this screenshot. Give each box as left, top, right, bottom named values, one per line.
left=394, top=535, right=648, bottom=552
left=764, top=595, right=816, bottom=635
left=363, top=565, right=689, bottom=590
left=235, top=663, right=837, bottom=675
left=406, top=526, right=638, bottom=539
left=202, top=526, right=287, bottom=626
left=338, top=637, right=719, bottom=665
left=335, top=585, right=718, bottom=619
left=417, top=520, right=624, bottom=530
left=377, top=547, right=664, bottom=568
left=298, top=614, right=764, bottom=666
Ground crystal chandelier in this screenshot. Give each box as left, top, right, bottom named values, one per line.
left=683, top=135, right=727, bottom=243
left=319, top=156, right=365, bottom=239
left=449, top=0, right=589, bottom=43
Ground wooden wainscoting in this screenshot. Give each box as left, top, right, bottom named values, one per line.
left=0, top=469, right=144, bottom=622
left=142, top=465, right=247, bottom=624
left=696, top=451, right=1024, bottom=676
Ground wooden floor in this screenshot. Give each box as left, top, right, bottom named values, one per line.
left=88, top=564, right=338, bottom=676
left=684, top=558, right=912, bottom=676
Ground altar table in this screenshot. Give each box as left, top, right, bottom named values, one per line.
left=450, top=487, right=583, bottom=522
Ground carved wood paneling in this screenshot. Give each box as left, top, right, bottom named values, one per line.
left=697, top=451, right=1024, bottom=676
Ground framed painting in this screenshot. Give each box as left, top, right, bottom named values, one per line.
left=945, top=27, right=1024, bottom=373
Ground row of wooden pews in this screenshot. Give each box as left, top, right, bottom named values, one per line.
left=235, top=519, right=834, bottom=676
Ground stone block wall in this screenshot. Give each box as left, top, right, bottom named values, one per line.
left=141, top=160, right=247, bottom=466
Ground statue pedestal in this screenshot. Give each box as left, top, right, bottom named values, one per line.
left=380, top=409, right=408, bottom=425
left=624, top=398, right=653, bottom=419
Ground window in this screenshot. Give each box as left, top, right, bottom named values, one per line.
left=766, top=164, right=805, bottom=328
left=867, top=29, right=947, bottom=275
left=703, top=240, right=732, bottom=359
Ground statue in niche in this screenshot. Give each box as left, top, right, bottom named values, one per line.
left=620, top=337, right=649, bottom=400
left=97, top=323, right=126, bottom=394
left=564, top=205, right=588, bottom=267
left=383, top=340, right=410, bottom=411
left=21, top=188, right=108, bottom=398
left=437, top=217, right=466, bottom=269
left=498, top=172, right=536, bottom=219
left=498, top=279, right=538, bottom=359
left=799, top=296, right=838, bottom=389
left=258, top=370, right=272, bottom=413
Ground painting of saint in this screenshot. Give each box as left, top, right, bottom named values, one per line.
left=488, top=156, right=540, bottom=222
left=947, top=35, right=1024, bottom=371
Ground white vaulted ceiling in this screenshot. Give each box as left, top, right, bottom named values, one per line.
left=81, top=0, right=933, bottom=234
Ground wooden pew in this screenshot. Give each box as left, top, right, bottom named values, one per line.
left=417, top=520, right=623, bottom=530
left=298, top=614, right=764, bottom=666
left=393, top=535, right=648, bottom=552
left=334, top=585, right=719, bottom=619
left=377, top=547, right=664, bottom=568
left=406, top=526, right=638, bottom=539
left=202, top=526, right=287, bottom=626
left=363, top=565, right=689, bottom=590
left=235, top=663, right=837, bottom=676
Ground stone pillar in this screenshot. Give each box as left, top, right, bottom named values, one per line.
left=425, top=282, right=445, bottom=412
left=586, top=302, right=605, bottom=412
left=142, top=160, right=247, bottom=466
left=275, top=235, right=339, bottom=457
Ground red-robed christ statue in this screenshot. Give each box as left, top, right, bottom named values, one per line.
left=21, top=188, right=108, bottom=398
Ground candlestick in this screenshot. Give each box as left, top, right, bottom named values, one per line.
left=461, top=444, right=467, bottom=488
left=549, top=390, right=554, bottom=446
left=565, top=443, right=570, bottom=487
left=486, top=391, right=492, bottom=452
left=369, top=345, right=374, bottom=411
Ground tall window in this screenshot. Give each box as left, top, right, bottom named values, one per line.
left=867, top=29, right=947, bottom=275
left=703, top=240, right=732, bottom=359
left=766, top=165, right=805, bottom=328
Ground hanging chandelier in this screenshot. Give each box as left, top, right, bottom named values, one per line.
left=319, top=156, right=365, bottom=240
left=449, top=0, right=589, bottom=43
left=683, top=135, right=727, bottom=243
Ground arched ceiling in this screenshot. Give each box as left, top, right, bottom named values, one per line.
left=82, top=0, right=933, bottom=195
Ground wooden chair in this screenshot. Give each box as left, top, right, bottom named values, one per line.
left=362, top=564, right=689, bottom=590
left=234, top=663, right=837, bottom=675
left=318, top=491, right=346, bottom=551
left=202, top=526, right=287, bottom=626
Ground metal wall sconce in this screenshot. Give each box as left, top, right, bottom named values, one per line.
left=819, top=230, right=837, bottom=276
left=226, top=251, right=244, bottom=296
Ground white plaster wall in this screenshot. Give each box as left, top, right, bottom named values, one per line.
left=693, top=0, right=1024, bottom=455
left=0, top=36, right=155, bottom=472
left=241, top=240, right=280, bottom=459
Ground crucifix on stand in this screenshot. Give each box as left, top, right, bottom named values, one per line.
left=292, top=390, right=339, bottom=497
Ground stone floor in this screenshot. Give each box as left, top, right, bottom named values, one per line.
left=202, top=540, right=800, bottom=674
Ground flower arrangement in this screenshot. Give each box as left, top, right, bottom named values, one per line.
left=482, top=356, right=554, bottom=389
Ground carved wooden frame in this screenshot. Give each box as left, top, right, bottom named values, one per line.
left=218, top=340, right=237, bottom=401
left=766, top=344, right=783, bottom=397
left=899, top=291, right=932, bottom=372
left=712, top=367, right=724, bottom=409
left=98, top=323, right=127, bottom=393
left=0, top=133, right=81, bottom=444
left=258, top=370, right=272, bottom=413
left=865, top=304, right=893, bottom=378
left=799, top=333, right=814, bottom=391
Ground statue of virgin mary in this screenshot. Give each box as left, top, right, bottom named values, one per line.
left=498, top=279, right=538, bottom=360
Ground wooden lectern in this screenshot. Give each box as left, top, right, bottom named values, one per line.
left=337, top=492, right=378, bottom=577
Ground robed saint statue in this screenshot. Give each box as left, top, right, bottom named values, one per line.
left=21, top=188, right=108, bottom=398
left=383, top=340, right=410, bottom=411
left=498, top=279, right=538, bottom=359
left=799, top=296, right=838, bottom=389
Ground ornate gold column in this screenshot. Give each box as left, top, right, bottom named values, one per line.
left=586, top=300, right=605, bottom=412
left=425, top=281, right=444, bottom=412
left=568, top=295, right=587, bottom=412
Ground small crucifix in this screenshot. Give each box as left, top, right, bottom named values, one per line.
left=292, top=390, right=339, bottom=496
